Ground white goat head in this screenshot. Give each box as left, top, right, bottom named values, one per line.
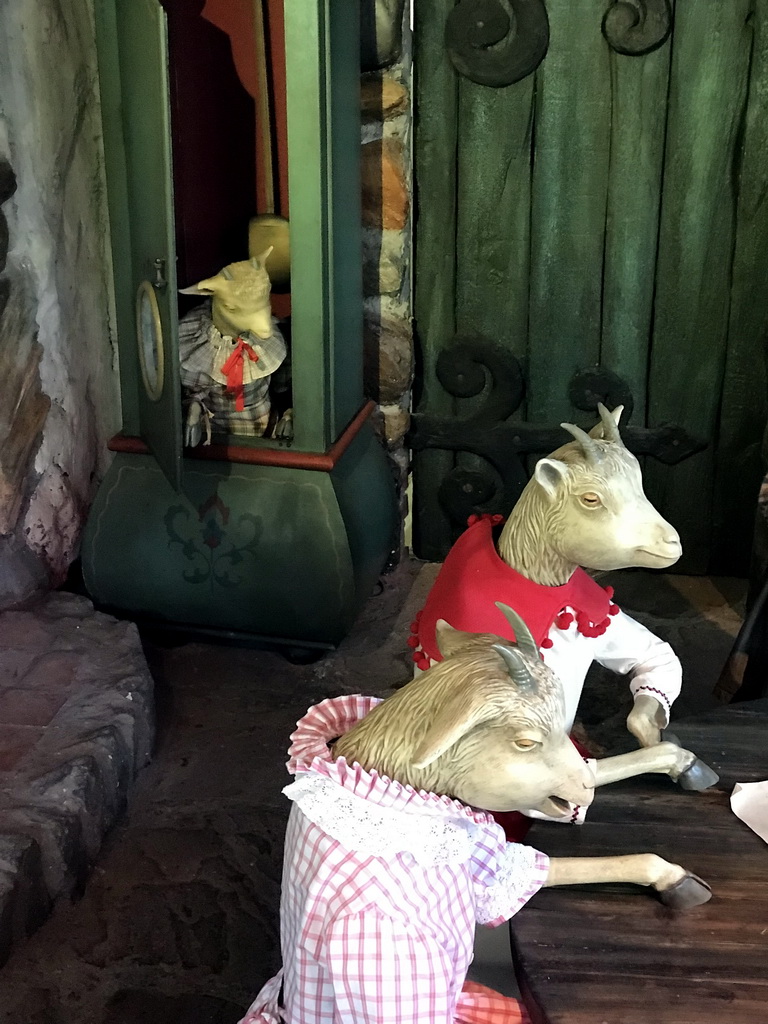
left=498, top=403, right=681, bottom=579
left=179, top=247, right=274, bottom=339
left=333, top=604, right=594, bottom=816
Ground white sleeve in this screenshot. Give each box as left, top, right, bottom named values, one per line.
left=592, top=609, right=682, bottom=726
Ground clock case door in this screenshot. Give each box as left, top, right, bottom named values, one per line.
left=95, top=0, right=183, bottom=490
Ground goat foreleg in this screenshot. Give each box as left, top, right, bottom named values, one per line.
left=546, top=854, right=712, bottom=910
left=592, top=741, right=718, bottom=791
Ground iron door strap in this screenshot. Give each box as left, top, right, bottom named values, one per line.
left=445, top=0, right=550, bottom=87
left=407, top=339, right=707, bottom=530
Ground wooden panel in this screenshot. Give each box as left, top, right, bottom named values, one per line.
left=645, top=1, right=753, bottom=572
left=412, top=0, right=459, bottom=560
left=453, top=68, right=536, bottom=490
left=455, top=78, right=534, bottom=363
left=712, top=0, right=768, bottom=574
left=600, top=25, right=673, bottom=422
left=527, top=0, right=611, bottom=427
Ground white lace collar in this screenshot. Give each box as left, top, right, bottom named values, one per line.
left=283, top=696, right=501, bottom=866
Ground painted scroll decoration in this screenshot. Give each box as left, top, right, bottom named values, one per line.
left=407, top=338, right=707, bottom=529
left=445, top=0, right=550, bottom=87
left=601, top=0, right=672, bottom=57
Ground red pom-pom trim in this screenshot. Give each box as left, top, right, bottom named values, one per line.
left=412, top=651, right=431, bottom=670
left=609, top=603, right=620, bottom=616
left=410, top=620, right=419, bottom=634
left=541, top=637, right=554, bottom=649
left=603, top=585, right=615, bottom=599
left=407, top=635, right=419, bottom=648
left=467, top=514, right=479, bottom=526
left=555, top=611, right=574, bottom=630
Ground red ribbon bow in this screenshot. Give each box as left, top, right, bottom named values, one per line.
left=221, top=337, right=258, bottom=412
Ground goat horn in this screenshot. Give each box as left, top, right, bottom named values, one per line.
left=221, top=266, right=234, bottom=281
left=492, top=644, right=538, bottom=693
left=495, top=603, right=538, bottom=660
left=560, top=422, right=602, bottom=462
left=597, top=402, right=623, bottom=445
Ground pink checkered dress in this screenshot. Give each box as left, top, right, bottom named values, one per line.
left=239, top=696, right=547, bottom=1024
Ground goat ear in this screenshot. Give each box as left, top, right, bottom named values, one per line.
left=180, top=277, right=217, bottom=296
left=534, top=458, right=568, bottom=500
left=411, top=691, right=491, bottom=769
left=435, top=618, right=476, bottom=659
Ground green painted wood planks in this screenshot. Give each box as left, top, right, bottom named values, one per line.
left=712, top=0, right=768, bottom=575
left=646, top=0, right=753, bottom=572
left=413, top=0, right=768, bottom=574
left=528, top=0, right=612, bottom=428
left=453, top=54, right=536, bottom=485
left=455, top=75, right=534, bottom=364
left=601, top=19, right=673, bottom=424
left=412, top=0, right=458, bottom=560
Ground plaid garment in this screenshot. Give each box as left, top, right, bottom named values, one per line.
left=178, top=302, right=286, bottom=438
left=239, top=695, right=547, bottom=1024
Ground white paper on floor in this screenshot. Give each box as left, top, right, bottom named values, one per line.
left=731, top=781, right=768, bottom=844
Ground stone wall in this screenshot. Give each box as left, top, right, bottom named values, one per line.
left=0, top=1, right=118, bottom=610
left=360, top=0, right=413, bottom=557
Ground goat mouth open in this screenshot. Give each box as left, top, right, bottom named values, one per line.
left=539, top=795, right=574, bottom=818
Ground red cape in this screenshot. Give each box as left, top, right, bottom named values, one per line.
left=410, top=515, right=614, bottom=842
left=413, top=515, right=614, bottom=668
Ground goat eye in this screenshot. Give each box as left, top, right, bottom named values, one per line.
left=580, top=492, right=602, bottom=508
left=514, top=738, right=539, bottom=751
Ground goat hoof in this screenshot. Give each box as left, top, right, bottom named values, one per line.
left=658, top=872, right=712, bottom=910
left=677, top=758, right=720, bottom=792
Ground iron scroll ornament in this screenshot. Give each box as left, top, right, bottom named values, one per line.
left=601, top=0, right=672, bottom=57
left=445, top=0, right=550, bottom=88
left=407, top=338, right=707, bottom=529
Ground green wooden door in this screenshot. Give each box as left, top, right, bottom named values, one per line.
left=95, top=0, right=182, bottom=489
left=413, top=0, right=768, bottom=574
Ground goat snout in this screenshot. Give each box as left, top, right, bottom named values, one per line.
left=656, top=528, right=682, bottom=560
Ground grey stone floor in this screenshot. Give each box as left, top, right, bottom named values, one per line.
left=0, top=560, right=746, bottom=1023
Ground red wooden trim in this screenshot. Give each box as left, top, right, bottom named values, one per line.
left=327, top=401, right=376, bottom=464
left=108, top=401, right=376, bottom=472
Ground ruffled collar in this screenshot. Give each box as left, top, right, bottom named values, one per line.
left=283, top=696, right=500, bottom=863
left=179, top=302, right=286, bottom=380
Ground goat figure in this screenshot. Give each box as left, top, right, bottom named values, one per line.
left=239, top=607, right=711, bottom=1024
left=411, top=404, right=717, bottom=833
left=178, top=248, right=292, bottom=446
